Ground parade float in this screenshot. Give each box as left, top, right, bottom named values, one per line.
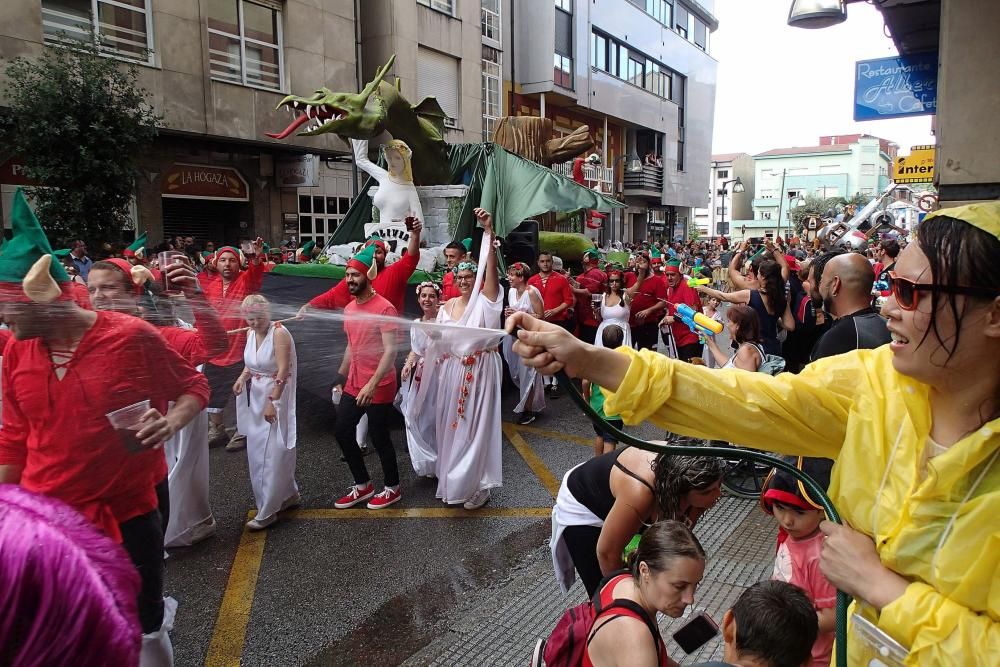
left=262, top=56, right=623, bottom=312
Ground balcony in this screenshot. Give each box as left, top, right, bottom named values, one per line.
left=623, top=164, right=663, bottom=199
left=551, top=162, right=614, bottom=195
left=752, top=198, right=780, bottom=208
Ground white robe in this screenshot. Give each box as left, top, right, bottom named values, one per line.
left=432, top=235, right=505, bottom=504
left=163, top=396, right=211, bottom=548
left=400, top=320, right=439, bottom=476
left=501, top=286, right=545, bottom=414
left=236, top=324, right=299, bottom=521
left=594, top=293, right=632, bottom=349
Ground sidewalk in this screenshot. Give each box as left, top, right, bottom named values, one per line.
left=401, top=495, right=778, bottom=666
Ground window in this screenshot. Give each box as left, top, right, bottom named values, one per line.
left=590, top=30, right=675, bottom=100
left=553, top=54, right=573, bottom=89
left=298, top=195, right=349, bottom=248
left=717, top=169, right=729, bottom=179
left=715, top=206, right=726, bottom=216
left=693, top=18, right=707, bottom=50
left=417, top=47, right=461, bottom=124
left=674, top=3, right=689, bottom=38
left=481, top=47, right=502, bottom=142
left=763, top=212, right=772, bottom=220
left=481, top=0, right=500, bottom=41
left=418, top=0, right=456, bottom=15
left=42, top=0, right=154, bottom=63
left=861, top=163, right=876, bottom=175
left=554, top=0, right=572, bottom=10
left=590, top=32, right=607, bottom=71
left=646, top=0, right=672, bottom=25
left=208, top=0, right=282, bottom=91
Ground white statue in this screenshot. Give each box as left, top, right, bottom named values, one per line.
left=352, top=138, right=424, bottom=250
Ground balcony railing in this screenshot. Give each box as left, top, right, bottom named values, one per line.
left=551, top=162, right=614, bottom=195
left=623, top=164, right=663, bottom=193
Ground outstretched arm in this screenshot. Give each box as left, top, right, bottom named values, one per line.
left=728, top=245, right=753, bottom=290
left=474, top=207, right=500, bottom=302
left=697, top=285, right=750, bottom=304
left=351, top=139, right=388, bottom=182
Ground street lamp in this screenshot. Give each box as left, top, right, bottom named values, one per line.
left=787, top=0, right=847, bottom=29
left=779, top=192, right=806, bottom=240
left=716, top=177, right=744, bottom=238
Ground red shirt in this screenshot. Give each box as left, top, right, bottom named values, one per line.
left=628, top=274, right=666, bottom=327
left=664, top=281, right=703, bottom=348
left=343, top=294, right=399, bottom=404
left=773, top=531, right=836, bottom=666
left=0, top=311, right=210, bottom=541
left=527, top=272, right=574, bottom=322
left=441, top=270, right=461, bottom=301
left=158, top=301, right=228, bottom=367
left=575, top=267, right=607, bottom=327
left=202, top=261, right=264, bottom=367
left=309, top=250, right=419, bottom=314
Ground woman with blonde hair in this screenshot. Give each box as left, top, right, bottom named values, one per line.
left=233, top=294, right=300, bottom=530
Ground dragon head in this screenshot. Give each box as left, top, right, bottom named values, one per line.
left=266, top=56, right=396, bottom=140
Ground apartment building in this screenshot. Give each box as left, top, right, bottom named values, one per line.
left=502, top=0, right=719, bottom=243
left=693, top=152, right=752, bottom=239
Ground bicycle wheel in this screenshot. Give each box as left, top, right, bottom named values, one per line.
left=720, top=445, right=774, bottom=499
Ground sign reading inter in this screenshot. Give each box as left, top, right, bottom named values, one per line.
left=893, top=145, right=935, bottom=184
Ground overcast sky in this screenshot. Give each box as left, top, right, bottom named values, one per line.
left=710, top=0, right=936, bottom=156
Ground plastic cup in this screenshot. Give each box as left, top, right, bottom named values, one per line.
left=157, top=251, right=185, bottom=293
left=106, top=399, right=151, bottom=453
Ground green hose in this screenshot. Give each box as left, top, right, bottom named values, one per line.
left=553, top=369, right=850, bottom=667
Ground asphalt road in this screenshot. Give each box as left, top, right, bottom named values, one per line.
left=165, top=382, right=774, bottom=666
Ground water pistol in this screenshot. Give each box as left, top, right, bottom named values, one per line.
left=675, top=303, right=724, bottom=338
left=687, top=277, right=710, bottom=287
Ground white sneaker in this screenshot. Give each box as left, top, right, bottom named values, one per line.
left=189, top=517, right=217, bottom=544
left=246, top=514, right=278, bottom=531
left=463, top=489, right=491, bottom=510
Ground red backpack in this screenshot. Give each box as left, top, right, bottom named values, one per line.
left=538, top=572, right=662, bottom=667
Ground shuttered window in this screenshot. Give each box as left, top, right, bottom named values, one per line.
left=417, top=47, right=461, bottom=124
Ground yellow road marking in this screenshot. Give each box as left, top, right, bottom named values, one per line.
left=204, top=527, right=267, bottom=667
left=286, top=506, right=551, bottom=520
left=503, top=422, right=561, bottom=498
left=507, top=422, right=592, bottom=446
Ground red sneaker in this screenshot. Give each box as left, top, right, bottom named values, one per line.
left=334, top=483, right=374, bottom=509
left=366, top=486, right=402, bottom=510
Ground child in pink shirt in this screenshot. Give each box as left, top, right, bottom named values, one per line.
left=762, top=458, right=836, bottom=667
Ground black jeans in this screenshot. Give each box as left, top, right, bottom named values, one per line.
left=562, top=524, right=604, bottom=599
left=120, top=509, right=165, bottom=634
left=335, top=392, right=400, bottom=488
left=631, top=323, right=659, bottom=351
left=578, top=324, right=599, bottom=346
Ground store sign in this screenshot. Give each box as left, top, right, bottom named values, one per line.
left=892, top=145, right=935, bottom=184
left=161, top=163, right=249, bottom=201
left=854, top=51, right=937, bottom=121
left=0, top=158, right=41, bottom=186
left=276, top=155, right=318, bottom=188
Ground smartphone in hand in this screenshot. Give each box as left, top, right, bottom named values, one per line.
left=671, top=611, right=720, bottom=654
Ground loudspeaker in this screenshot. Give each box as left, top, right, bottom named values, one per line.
left=504, top=219, right=539, bottom=268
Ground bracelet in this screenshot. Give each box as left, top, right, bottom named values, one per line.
left=274, top=379, right=286, bottom=386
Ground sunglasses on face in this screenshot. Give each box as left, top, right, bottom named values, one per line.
left=888, top=271, right=1000, bottom=311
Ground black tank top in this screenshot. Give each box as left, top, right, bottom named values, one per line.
left=567, top=448, right=656, bottom=520
left=749, top=289, right=781, bottom=356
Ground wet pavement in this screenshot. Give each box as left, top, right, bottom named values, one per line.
left=166, top=386, right=776, bottom=666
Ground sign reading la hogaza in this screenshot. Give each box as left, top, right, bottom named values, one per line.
left=854, top=51, right=937, bottom=121
left=161, top=164, right=249, bottom=201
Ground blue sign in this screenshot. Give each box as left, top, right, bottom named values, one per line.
left=854, top=51, right=937, bottom=121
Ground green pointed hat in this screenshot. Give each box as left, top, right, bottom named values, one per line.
left=53, top=248, right=72, bottom=258
left=461, top=237, right=472, bottom=252
left=650, top=247, right=663, bottom=264
left=664, top=258, right=681, bottom=274
left=0, top=188, right=70, bottom=303
left=347, top=242, right=379, bottom=280
left=583, top=248, right=600, bottom=262
left=124, top=231, right=147, bottom=258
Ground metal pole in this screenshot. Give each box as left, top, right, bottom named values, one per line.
left=776, top=168, right=787, bottom=239
left=720, top=189, right=727, bottom=238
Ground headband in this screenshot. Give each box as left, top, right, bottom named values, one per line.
left=507, top=262, right=530, bottom=274
left=454, top=260, right=478, bottom=275
left=415, top=280, right=441, bottom=295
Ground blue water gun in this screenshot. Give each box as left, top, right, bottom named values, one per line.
left=674, top=303, right=722, bottom=338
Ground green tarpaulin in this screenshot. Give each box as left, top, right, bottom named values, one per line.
left=328, top=143, right=623, bottom=246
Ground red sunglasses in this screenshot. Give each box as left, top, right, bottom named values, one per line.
left=888, top=271, right=1000, bottom=311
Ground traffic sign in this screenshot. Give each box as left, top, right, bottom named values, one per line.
left=893, top=145, right=935, bottom=184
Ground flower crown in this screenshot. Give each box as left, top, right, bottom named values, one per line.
left=453, top=260, right=478, bottom=275
left=415, top=280, right=441, bottom=295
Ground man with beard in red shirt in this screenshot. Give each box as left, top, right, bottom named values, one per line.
left=628, top=251, right=667, bottom=350
left=528, top=251, right=575, bottom=397
left=570, top=248, right=607, bottom=344
left=660, top=259, right=705, bottom=361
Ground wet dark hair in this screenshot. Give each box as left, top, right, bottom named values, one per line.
left=651, top=455, right=725, bottom=521
left=727, top=304, right=761, bottom=345
left=627, top=520, right=705, bottom=579
left=601, top=324, right=624, bottom=348
left=730, top=581, right=818, bottom=667
left=916, top=215, right=1000, bottom=364
left=808, top=250, right=844, bottom=291
left=755, top=260, right=787, bottom=316
left=445, top=241, right=467, bottom=255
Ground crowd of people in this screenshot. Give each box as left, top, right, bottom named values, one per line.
left=2, top=176, right=998, bottom=667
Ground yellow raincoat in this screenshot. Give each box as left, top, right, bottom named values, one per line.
left=604, top=346, right=999, bottom=666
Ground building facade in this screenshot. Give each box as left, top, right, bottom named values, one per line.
left=739, top=134, right=896, bottom=240
left=0, top=0, right=373, bottom=247
left=693, top=151, right=752, bottom=239
left=503, top=0, right=718, bottom=244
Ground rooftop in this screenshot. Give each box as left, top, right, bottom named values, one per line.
left=711, top=152, right=747, bottom=163
left=755, top=144, right=852, bottom=158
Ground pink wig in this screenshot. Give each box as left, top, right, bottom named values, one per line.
left=0, top=485, right=141, bottom=666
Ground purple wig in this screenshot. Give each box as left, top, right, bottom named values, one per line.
left=0, top=485, right=141, bottom=666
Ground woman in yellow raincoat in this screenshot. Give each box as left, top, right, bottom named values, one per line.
left=507, top=203, right=1000, bottom=665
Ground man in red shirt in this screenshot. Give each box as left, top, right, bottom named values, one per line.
left=331, top=244, right=402, bottom=510
left=570, top=248, right=607, bottom=344
left=202, top=240, right=265, bottom=450
left=628, top=251, right=667, bottom=350
left=299, top=219, right=423, bottom=316
left=660, top=258, right=705, bottom=361
left=0, top=189, right=209, bottom=664
left=440, top=238, right=469, bottom=301
left=527, top=251, right=575, bottom=397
